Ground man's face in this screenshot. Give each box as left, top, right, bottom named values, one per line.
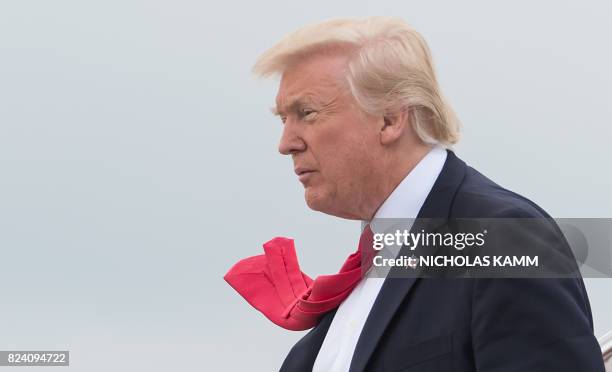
left=274, top=52, right=384, bottom=220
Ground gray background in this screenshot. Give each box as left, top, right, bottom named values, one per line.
left=0, top=1, right=610, bottom=371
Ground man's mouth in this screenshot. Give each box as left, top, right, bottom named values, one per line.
left=294, top=168, right=317, bottom=182
left=294, top=167, right=314, bottom=176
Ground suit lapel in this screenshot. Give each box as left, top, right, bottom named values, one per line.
left=280, top=309, right=337, bottom=371
left=348, top=150, right=467, bottom=372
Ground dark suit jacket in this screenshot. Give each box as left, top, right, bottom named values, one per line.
left=280, top=150, right=605, bottom=372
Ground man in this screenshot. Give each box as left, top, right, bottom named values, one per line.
left=225, top=17, right=605, bottom=371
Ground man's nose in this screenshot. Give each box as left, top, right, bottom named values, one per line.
left=278, top=121, right=306, bottom=155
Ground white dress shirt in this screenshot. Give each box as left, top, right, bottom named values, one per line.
left=312, top=145, right=447, bottom=372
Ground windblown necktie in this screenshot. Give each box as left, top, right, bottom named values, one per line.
left=224, top=225, right=375, bottom=331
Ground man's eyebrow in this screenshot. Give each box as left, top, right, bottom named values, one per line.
left=270, top=95, right=317, bottom=116
left=270, top=106, right=282, bottom=116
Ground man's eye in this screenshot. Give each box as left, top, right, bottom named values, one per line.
left=280, top=116, right=287, bottom=124
left=300, top=109, right=317, bottom=119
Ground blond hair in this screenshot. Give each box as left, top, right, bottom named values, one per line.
left=253, top=17, right=460, bottom=146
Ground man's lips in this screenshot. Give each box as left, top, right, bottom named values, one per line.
left=294, top=167, right=317, bottom=182
left=294, top=167, right=315, bottom=176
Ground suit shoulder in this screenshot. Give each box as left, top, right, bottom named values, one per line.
left=450, top=165, right=551, bottom=218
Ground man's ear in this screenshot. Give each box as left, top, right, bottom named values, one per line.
left=380, top=108, right=410, bottom=145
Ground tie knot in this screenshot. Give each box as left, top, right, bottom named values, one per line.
left=358, top=224, right=377, bottom=274
left=359, top=224, right=374, bottom=250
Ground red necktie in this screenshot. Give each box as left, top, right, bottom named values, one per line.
left=223, top=225, right=375, bottom=331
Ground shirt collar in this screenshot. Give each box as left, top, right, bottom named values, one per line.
left=361, top=145, right=447, bottom=276
left=363, top=145, right=447, bottom=234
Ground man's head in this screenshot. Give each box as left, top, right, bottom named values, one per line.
left=254, top=17, right=460, bottom=220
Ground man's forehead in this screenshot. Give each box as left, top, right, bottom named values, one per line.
left=274, top=79, right=346, bottom=116
left=275, top=54, right=348, bottom=106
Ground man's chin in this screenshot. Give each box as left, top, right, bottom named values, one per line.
left=304, top=188, right=327, bottom=212
left=304, top=188, right=361, bottom=219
